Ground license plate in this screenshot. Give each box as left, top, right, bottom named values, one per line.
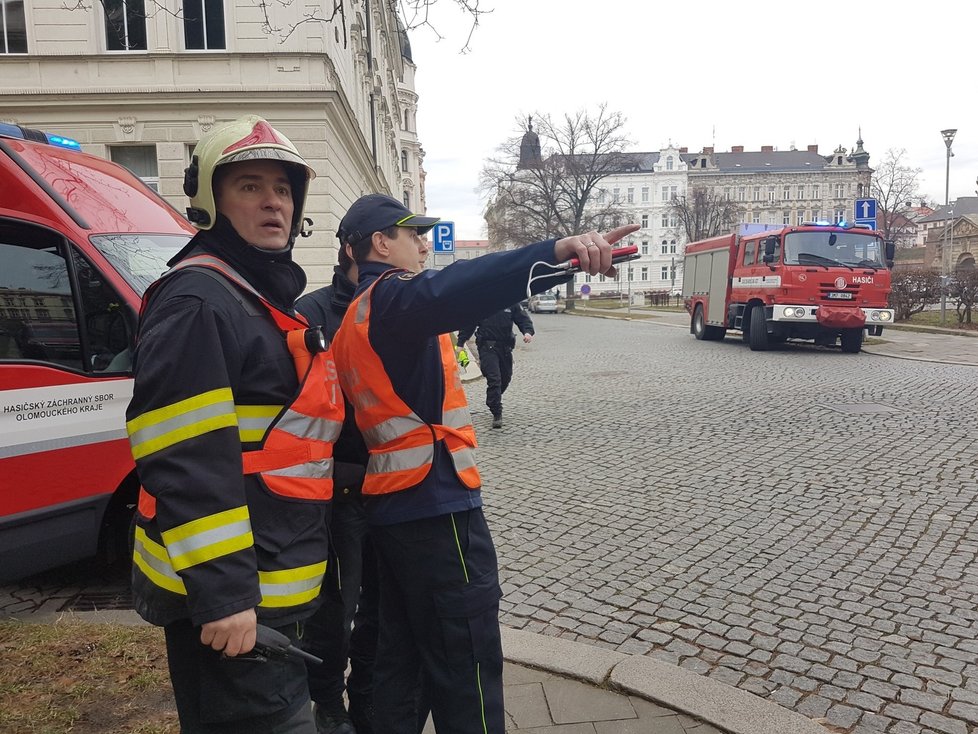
left=827, top=292, right=854, bottom=300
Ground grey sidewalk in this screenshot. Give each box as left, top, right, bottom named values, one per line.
left=10, top=607, right=826, bottom=734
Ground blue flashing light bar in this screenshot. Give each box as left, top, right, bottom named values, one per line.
left=0, top=122, right=81, bottom=150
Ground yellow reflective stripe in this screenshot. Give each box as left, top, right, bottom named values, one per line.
left=258, top=561, right=327, bottom=608
left=133, top=527, right=187, bottom=595
left=236, top=404, right=282, bottom=442
left=162, top=506, right=254, bottom=572
left=127, top=388, right=236, bottom=460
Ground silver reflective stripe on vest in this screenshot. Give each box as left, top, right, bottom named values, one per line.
left=265, top=457, right=334, bottom=479
left=164, top=519, right=253, bottom=565
left=128, top=398, right=236, bottom=449
left=450, top=446, right=478, bottom=473
left=362, top=414, right=425, bottom=446
left=442, top=406, right=474, bottom=430
left=368, top=443, right=434, bottom=476
left=355, top=294, right=370, bottom=324
left=275, top=409, right=343, bottom=444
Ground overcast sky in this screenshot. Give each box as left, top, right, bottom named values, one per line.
left=408, top=0, right=977, bottom=240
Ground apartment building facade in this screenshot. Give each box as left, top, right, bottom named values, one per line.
left=570, top=138, right=873, bottom=296
left=0, top=0, right=424, bottom=287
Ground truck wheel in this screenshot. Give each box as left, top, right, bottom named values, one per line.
left=693, top=304, right=707, bottom=340
left=748, top=305, right=769, bottom=351
left=840, top=328, right=864, bottom=354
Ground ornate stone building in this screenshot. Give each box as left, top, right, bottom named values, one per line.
left=566, top=138, right=873, bottom=295
left=0, top=0, right=425, bottom=288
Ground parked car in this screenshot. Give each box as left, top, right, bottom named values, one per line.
left=528, top=293, right=558, bottom=313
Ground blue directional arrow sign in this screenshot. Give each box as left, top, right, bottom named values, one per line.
left=432, top=222, right=455, bottom=253
left=855, top=198, right=877, bottom=221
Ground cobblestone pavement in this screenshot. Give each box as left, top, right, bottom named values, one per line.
left=3, top=315, right=976, bottom=734
left=472, top=314, right=978, bottom=734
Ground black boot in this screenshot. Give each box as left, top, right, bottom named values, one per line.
left=491, top=411, right=502, bottom=429
left=314, top=704, right=357, bottom=734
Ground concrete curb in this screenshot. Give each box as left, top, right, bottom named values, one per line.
left=501, top=626, right=828, bottom=734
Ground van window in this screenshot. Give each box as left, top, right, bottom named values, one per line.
left=0, top=221, right=135, bottom=372
left=72, top=249, right=133, bottom=372
left=0, top=224, right=83, bottom=369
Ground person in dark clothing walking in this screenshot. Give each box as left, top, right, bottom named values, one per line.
left=456, top=304, right=534, bottom=429
left=295, top=244, right=376, bottom=734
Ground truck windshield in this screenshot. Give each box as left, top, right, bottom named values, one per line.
left=90, top=234, right=190, bottom=295
left=784, top=231, right=886, bottom=270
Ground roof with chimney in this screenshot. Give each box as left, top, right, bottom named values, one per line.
left=919, top=196, right=978, bottom=223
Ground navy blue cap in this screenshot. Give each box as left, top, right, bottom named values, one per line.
left=337, top=194, right=440, bottom=246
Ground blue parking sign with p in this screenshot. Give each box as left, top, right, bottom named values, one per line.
left=433, top=222, right=455, bottom=253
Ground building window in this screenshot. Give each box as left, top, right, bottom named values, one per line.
left=782, top=186, right=791, bottom=201
left=812, top=210, right=820, bottom=222
left=627, top=267, right=633, bottom=281
left=723, top=187, right=731, bottom=200
left=670, top=186, right=678, bottom=200
left=669, top=214, right=677, bottom=228
left=796, top=210, right=805, bottom=225
left=613, top=188, right=620, bottom=202
left=835, top=183, right=846, bottom=198
left=752, top=186, right=761, bottom=201
left=1, top=0, right=27, bottom=53
left=596, top=189, right=605, bottom=203
left=768, top=186, right=776, bottom=202
left=737, top=187, right=746, bottom=201
left=104, top=0, right=147, bottom=51
left=661, top=186, right=668, bottom=202
left=661, top=240, right=668, bottom=254
left=661, top=266, right=669, bottom=280
left=669, top=240, right=676, bottom=254
left=640, top=214, right=648, bottom=228
left=834, top=208, right=845, bottom=224
left=661, top=214, right=669, bottom=228
left=783, top=211, right=791, bottom=225
left=641, top=241, right=649, bottom=255
left=666, top=156, right=674, bottom=171
left=641, top=266, right=648, bottom=280
left=110, top=145, right=158, bottom=191
left=403, top=191, right=410, bottom=208
left=401, top=149, right=408, bottom=172
left=183, top=0, right=225, bottom=50
left=627, top=187, right=634, bottom=204
left=752, top=212, right=761, bottom=224
left=797, top=185, right=805, bottom=200
left=641, top=187, right=649, bottom=203
left=812, top=185, right=820, bottom=199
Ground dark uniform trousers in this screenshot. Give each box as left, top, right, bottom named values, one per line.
left=371, top=507, right=504, bottom=734
left=304, top=495, right=377, bottom=718
left=164, top=618, right=316, bottom=734
left=476, top=341, right=514, bottom=419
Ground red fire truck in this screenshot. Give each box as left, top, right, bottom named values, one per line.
left=682, top=223, right=895, bottom=353
left=0, top=123, right=194, bottom=582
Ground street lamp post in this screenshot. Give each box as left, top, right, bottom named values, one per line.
left=940, top=128, right=957, bottom=326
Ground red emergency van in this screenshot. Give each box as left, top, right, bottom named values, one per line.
left=0, top=124, right=194, bottom=582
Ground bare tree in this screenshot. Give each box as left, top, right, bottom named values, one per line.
left=481, top=105, right=632, bottom=243
left=888, top=268, right=942, bottom=321
left=670, top=188, right=742, bottom=243
left=950, top=265, right=978, bottom=324
left=871, top=149, right=922, bottom=248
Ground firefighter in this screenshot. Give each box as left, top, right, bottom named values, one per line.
left=330, top=193, right=636, bottom=733
left=456, top=303, right=535, bottom=429
left=295, top=243, right=374, bottom=734
left=126, top=115, right=343, bottom=734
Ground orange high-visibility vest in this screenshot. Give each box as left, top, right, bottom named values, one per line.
left=136, top=254, right=344, bottom=519
left=332, top=272, right=481, bottom=495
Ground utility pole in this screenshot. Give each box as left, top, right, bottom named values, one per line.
left=940, top=129, right=957, bottom=326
